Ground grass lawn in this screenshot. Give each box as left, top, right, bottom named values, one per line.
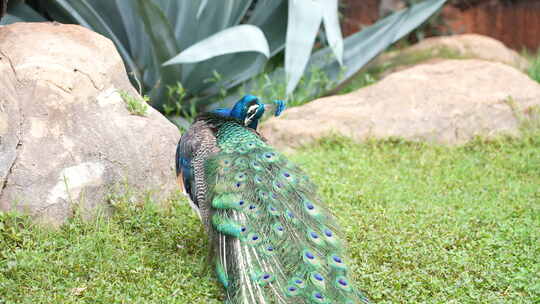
left=1, top=131, right=539, bottom=303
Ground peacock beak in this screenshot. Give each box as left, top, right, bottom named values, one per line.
left=262, top=100, right=286, bottom=118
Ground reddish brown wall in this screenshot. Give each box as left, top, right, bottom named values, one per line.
left=341, top=0, right=380, bottom=36
left=340, top=0, right=540, bottom=51
left=443, top=1, right=540, bottom=51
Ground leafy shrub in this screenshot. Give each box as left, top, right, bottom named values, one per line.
left=527, top=50, right=540, bottom=84
left=119, top=90, right=149, bottom=116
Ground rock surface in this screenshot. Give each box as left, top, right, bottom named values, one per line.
left=0, top=23, right=180, bottom=226
left=372, top=34, right=530, bottom=71
left=261, top=59, right=540, bottom=150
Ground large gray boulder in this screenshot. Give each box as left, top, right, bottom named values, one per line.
left=261, top=59, right=540, bottom=150
left=0, top=23, right=180, bottom=226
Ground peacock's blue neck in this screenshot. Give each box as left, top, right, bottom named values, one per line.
left=246, top=120, right=258, bottom=129
left=212, top=108, right=232, bottom=117
left=230, top=102, right=246, bottom=121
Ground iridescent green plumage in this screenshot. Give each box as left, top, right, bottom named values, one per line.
left=177, top=117, right=370, bottom=304
left=176, top=103, right=369, bottom=303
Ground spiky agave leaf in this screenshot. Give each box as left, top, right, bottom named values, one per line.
left=4, top=0, right=445, bottom=115
left=210, top=0, right=447, bottom=110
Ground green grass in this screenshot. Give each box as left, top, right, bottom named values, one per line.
left=294, top=134, right=539, bottom=303
left=1, top=132, right=539, bottom=303
left=525, top=49, right=540, bottom=84
left=119, top=90, right=149, bottom=116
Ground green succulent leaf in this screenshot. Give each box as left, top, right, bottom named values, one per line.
left=3, top=0, right=446, bottom=116
left=247, top=0, right=288, bottom=55
left=136, top=0, right=182, bottom=110
left=217, top=0, right=446, bottom=109
left=0, top=14, right=20, bottom=24
left=320, top=0, right=343, bottom=66
left=310, top=0, right=447, bottom=88
left=163, top=25, right=270, bottom=66
left=1, top=1, right=45, bottom=24
left=196, top=0, right=208, bottom=19
left=46, top=0, right=141, bottom=84
left=285, top=0, right=324, bottom=95
left=115, top=1, right=154, bottom=87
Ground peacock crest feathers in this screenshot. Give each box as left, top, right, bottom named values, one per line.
left=197, top=119, right=369, bottom=304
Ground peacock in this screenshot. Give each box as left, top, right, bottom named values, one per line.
left=176, top=95, right=370, bottom=304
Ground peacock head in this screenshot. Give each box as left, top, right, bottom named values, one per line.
left=212, top=95, right=286, bottom=129
left=230, top=95, right=266, bottom=129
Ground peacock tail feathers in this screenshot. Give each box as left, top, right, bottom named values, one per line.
left=192, top=118, right=370, bottom=304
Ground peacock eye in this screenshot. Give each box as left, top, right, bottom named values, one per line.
left=247, top=104, right=259, bottom=115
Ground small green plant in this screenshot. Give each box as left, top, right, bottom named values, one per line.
left=119, top=90, right=149, bottom=116
left=339, top=72, right=377, bottom=94
left=290, top=64, right=339, bottom=107
left=203, top=71, right=230, bottom=107
left=163, top=83, right=199, bottom=131
left=522, top=105, right=540, bottom=133
left=164, top=83, right=192, bottom=117
left=526, top=50, right=540, bottom=84
left=238, top=62, right=339, bottom=110
left=505, top=96, right=540, bottom=136
left=402, top=0, right=455, bottom=43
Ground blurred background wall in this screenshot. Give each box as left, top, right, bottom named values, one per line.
left=341, top=0, right=540, bottom=51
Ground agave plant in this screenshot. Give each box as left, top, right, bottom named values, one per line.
left=2, top=0, right=447, bottom=116
left=0, top=0, right=7, bottom=20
